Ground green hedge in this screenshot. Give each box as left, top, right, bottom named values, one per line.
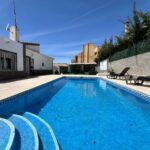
left=109, top=39, right=150, bottom=62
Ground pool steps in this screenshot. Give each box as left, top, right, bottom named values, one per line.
left=9, top=114, right=39, bottom=150
left=0, top=113, right=60, bottom=150
left=0, top=118, right=15, bottom=150
left=23, top=112, right=60, bottom=150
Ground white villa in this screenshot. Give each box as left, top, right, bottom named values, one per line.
left=0, top=26, right=54, bottom=80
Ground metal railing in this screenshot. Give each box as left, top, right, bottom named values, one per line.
left=109, top=38, right=150, bottom=62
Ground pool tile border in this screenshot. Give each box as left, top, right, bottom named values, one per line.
left=0, top=75, right=149, bottom=112
left=65, top=75, right=150, bottom=101
left=0, top=77, right=63, bottom=105
left=65, top=75, right=150, bottom=100
left=99, top=77, right=150, bottom=101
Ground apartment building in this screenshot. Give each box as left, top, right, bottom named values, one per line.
left=70, top=43, right=99, bottom=74
left=72, top=43, right=98, bottom=64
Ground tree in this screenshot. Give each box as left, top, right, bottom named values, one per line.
left=95, top=1, right=150, bottom=63
left=114, top=34, right=132, bottom=52
left=127, top=1, right=143, bottom=43
left=138, top=12, right=150, bottom=39
left=95, top=38, right=115, bottom=63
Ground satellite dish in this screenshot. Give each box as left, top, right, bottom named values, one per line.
left=6, top=23, right=10, bottom=31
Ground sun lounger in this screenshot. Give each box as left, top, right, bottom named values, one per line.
left=125, top=75, right=150, bottom=85
left=107, top=67, right=130, bottom=79
left=107, top=71, right=117, bottom=79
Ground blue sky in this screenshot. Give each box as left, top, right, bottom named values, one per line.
left=0, top=0, right=149, bottom=63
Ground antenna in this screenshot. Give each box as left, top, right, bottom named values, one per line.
left=6, top=23, right=10, bottom=31
left=12, top=0, right=17, bottom=28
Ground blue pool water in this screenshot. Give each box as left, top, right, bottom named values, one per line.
left=1, top=77, right=150, bottom=150
left=26, top=78, right=150, bottom=150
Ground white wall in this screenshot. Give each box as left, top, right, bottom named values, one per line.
left=26, top=49, right=53, bottom=70
left=0, top=37, right=24, bottom=71
left=26, top=45, right=40, bottom=52
left=95, top=59, right=108, bottom=73
left=108, top=52, right=150, bottom=76
left=100, top=59, right=108, bottom=71
left=9, top=26, right=20, bottom=42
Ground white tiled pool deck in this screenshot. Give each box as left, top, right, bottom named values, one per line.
left=0, top=75, right=150, bottom=101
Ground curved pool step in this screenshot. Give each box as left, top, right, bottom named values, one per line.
left=0, top=118, right=15, bottom=150
left=8, top=114, right=39, bottom=150
left=23, top=112, right=60, bottom=150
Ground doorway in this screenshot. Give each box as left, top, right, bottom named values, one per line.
left=25, top=56, right=31, bottom=76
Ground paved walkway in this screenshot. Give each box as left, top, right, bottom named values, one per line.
left=0, top=75, right=62, bottom=100
left=0, top=75, right=149, bottom=101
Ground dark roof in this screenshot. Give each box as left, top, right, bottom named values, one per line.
left=21, top=41, right=40, bottom=46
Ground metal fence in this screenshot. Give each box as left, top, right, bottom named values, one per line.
left=109, top=38, right=150, bottom=62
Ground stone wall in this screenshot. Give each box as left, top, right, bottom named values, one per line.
left=108, top=52, right=150, bottom=76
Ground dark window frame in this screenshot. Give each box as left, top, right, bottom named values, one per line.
left=0, top=49, right=17, bottom=71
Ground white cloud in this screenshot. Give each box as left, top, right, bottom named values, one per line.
left=51, top=50, right=81, bottom=57
left=42, top=37, right=102, bottom=50
left=41, top=37, right=103, bottom=58
left=21, top=23, right=84, bottom=40
left=68, top=0, right=118, bottom=23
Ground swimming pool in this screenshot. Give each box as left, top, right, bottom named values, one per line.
left=0, top=77, right=150, bottom=150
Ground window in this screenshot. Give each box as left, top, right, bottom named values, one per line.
left=6, top=58, right=11, bottom=70
left=0, top=57, right=4, bottom=70
left=0, top=50, right=16, bottom=71
left=42, top=62, right=44, bottom=66
left=30, top=58, right=34, bottom=70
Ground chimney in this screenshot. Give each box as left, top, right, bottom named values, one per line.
left=9, top=26, right=20, bottom=41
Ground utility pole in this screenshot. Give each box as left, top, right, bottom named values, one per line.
left=9, top=0, right=20, bottom=41
left=12, top=0, right=17, bottom=28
